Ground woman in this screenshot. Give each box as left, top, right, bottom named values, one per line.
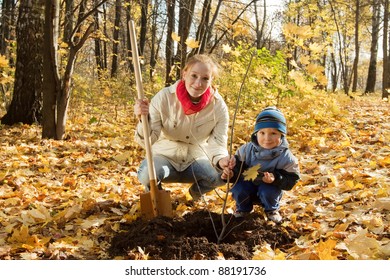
left=134, top=54, right=229, bottom=200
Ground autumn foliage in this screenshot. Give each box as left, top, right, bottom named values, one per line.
left=0, top=89, right=389, bottom=260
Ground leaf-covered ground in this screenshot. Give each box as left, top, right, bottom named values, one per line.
left=0, top=94, right=389, bottom=260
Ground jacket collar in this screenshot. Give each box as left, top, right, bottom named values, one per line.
left=251, top=137, right=289, bottom=159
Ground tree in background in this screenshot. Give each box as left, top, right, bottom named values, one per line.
left=0, top=0, right=17, bottom=110
left=176, top=0, right=196, bottom=79
left=94, top=1, right=108, bottom=77
left=254, top=0, right=267, bottom=50
left=111, top=0, right=122, bottom=77
left=365, top=0, right=381, bottom=94
left=1, top=0, right=45, bottom=125
left=383, top=0, right=390, bottom=99
left=1, top=0, right=389, bottom=137
left=0, top=0, right=16, bottom=57
left=42, top=0, right=108, bottom=139
left=165, top=0, right=175, bottom=85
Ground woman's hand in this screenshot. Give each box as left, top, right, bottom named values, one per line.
left=219, top=156, right=236, bottom=180
left=134, top=98, right=149, bottom=119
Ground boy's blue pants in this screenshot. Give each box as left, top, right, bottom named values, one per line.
left=230, top=179, right=283, bottom=212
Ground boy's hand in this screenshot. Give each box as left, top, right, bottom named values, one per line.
left=262, top=172, right=275, bottom=184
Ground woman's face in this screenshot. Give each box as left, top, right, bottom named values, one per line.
left=182, top=62, right=212, bottom=100
left=256, top=128, right=282, bottom=149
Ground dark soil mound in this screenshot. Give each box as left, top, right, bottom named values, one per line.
left=109, top=210, right=301, bottom=260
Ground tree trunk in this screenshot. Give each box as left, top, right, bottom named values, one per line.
left=63, top=0, right=74, bottom=44
left=42, top=0, right=106, bottom=139
left=176, top=0, right=196, bottom=79
left=150, top=1, right=158, bottom=79
left=255, top=0, right=267, bottom=49
left=94, top=2, right=105, bottom=77
left=111, top=0, right=122, bottom=77
left=139, top=0, right=149, bottom=56
left=364, top=0, right=380, bottom=94
left=165, top=0, right=175, bottom=85
left=329, top=0, right=350, bottom=95
left=351, top=0, right=360, bottom=92
left=330, top=51, right=338, bottom=92
left=206, top=0, right=223, bottom=51
left=103, top=4, right=108, bottom=71
left=1, top=0, right=45, bottom=125
left=0, top=0, right=16, bottom=56
left=42, top=0, right=60, bottom=139
left=383, top=0, right=390, bottom=98
left=193, top=0, right=211, bottom=55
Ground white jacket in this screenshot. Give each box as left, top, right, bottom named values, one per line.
left=135, top=81, right=229, bottom=171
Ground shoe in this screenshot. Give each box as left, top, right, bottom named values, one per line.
left=233, top=211, right=250, bottom=218
left=266, top=210, right=282, bottom=223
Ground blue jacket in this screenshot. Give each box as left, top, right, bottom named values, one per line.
left=229, top=137, right=300, bottom=190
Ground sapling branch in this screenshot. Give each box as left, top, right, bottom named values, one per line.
left=217, top=49, right=257, bottom=244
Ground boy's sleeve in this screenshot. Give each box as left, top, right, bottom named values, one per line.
left=272, top=156, right=300, bottom=190
left=271, top=169, right=300, bottom=190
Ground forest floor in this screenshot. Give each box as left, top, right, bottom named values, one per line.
left=0, top=93, right=389, bottom=260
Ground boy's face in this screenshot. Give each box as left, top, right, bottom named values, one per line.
left=256, top=128, right=282, bottom=149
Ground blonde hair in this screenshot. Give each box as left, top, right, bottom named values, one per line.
left=182, top=54, right=221, bottom=79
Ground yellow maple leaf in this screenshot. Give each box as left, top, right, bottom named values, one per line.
left=309, top=42, right=323, bottom=54
left=295, top=25, right=312, bottom=39
left=171, top=32, right=180, bottom=42
left=243, top=164, right=261, bottom=181
left=299, top=55, right=310, bottom=65
left=306, top=63, right=325, bottom=79
left=0, top=55, right=8, bottom=68
left=185, top=38, right=199, bottom=49
left=378, top=156, right=390, bottom=166
left=0, top=169, right=9, bottom=180
left=283, top=22, right=299, bottom=38
left=38, top=166, right=51, bottom=173
left=316, top=239, right=338, bottom=260
left=80, top=217, right=106, bottom=229
left=222, top=44, right=231, bottom=53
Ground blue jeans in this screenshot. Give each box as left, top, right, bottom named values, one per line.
left=137, top=155, right=225, bottom=196
left=230, top=179, right=283, bottom=212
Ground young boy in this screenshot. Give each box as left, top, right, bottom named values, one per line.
left=220, top=107, right=300, bottom=223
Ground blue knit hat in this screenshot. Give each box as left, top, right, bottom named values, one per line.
left=252, top=106, right=287, bottom=136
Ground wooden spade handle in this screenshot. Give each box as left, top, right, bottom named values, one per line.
left=129, top=20, right=158, bottom=216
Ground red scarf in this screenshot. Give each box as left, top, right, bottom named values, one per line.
left=176, top=80, right=213, bottom=115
